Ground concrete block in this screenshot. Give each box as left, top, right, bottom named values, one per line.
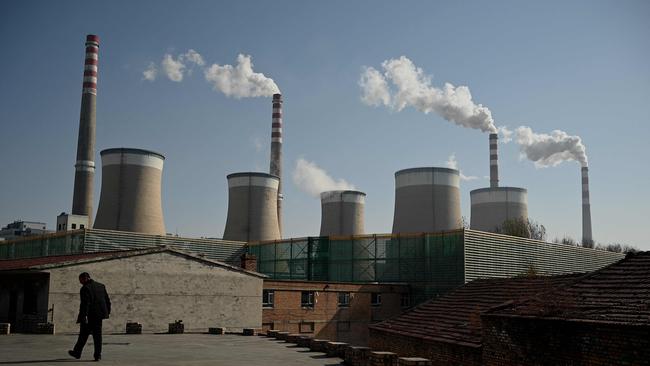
left=398, top=357, right=432, bottom=366
left=0, top=323, right=10, bottom=335
left=344, top=346, right=371, bottom=366
left=126, top=322, right=142, bottom=334
left=168, top=320, right=184, bottom=334
left=286, top=333, right=301, bottom=343
left=369, top=351, right=398, bottom=366
left=276, top=331, right=290, bottom=340
left=243, top=328, right=257, bottom=336
left=309, top=339, right=329, bottom=353
left=297, top=335, right=313, bottom=347
left=35, top=323, right=55, bottom=335
left=326, top=341, right=348, bottom=358
left=208, top=327, right=226, bottom=335
left=267, top=330, right=279, bottom=338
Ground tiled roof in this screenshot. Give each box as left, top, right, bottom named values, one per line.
left=369, top=274, right=581, bottom=347
left=487, top=251, right=650, bottom=325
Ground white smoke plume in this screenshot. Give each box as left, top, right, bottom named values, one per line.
left=360, top=56, right=497, bottom=133
left=147, top=49, right=206, bottom=82
left=445, top=153, right=479, bottom=181
left=204, top=54, right=280, bottom=98
left=515, top=127, right=588, bottom=167
left=292, top=158, right=355, bottom=198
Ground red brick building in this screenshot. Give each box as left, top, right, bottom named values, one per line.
left=262, top=280, right=410, bottom=345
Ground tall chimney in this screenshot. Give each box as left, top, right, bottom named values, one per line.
left=489, top=133, right=499, bottom=188
left=269, top=93, right=283, bottom=237
left=581, top=166, right=593, bottom=245
left=71, top=34, right=99, bottom=224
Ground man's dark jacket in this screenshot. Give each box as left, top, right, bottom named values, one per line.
left=77, top=280, right=111, bottom=323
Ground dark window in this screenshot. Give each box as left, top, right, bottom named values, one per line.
left=301, top=291, right=314, bottom=307
left=23, top=281, right=38, bottom=315
left=338, top=292, right=350, bottom=307
left=262, top=290, right=274, bottom=308
left=71, top=224, right=76, bottom=229
left=57, top=224, right=61, bottom=230
left=400, top=293, right=410, bottom=308
left=80, top=224, right=85, bottom=229
left=371, top=292, right=381, bottom=306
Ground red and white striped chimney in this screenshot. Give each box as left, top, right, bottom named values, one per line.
left=269, top=93, right=283, bottom=237
left=71, top=34, right=99, bottom=223
left=581, top=166, right=593, bottom=245
left=489, top=133, right=499, bottom=188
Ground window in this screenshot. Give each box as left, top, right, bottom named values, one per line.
left=299, top=321, right=314, bottom=333
left=57, top=224, right=61, bottom=230
left=400, top=293, right=411, bottom=308
left=371, top=292, right=381, bottom=306
left=338, top=292, right=350, bottom=307
left=301, top=291, right=314, bottom=307
left=80, top=224, right=85, bottom=229
left=71, top=224, right=76, bottom=229
left=262, top=290, right=274, bottom=308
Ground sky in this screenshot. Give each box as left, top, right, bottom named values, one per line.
left=0, top=0, right=648, bottom=250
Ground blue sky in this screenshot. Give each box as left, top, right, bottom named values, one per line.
left=0, top=0, right=648, bottom=249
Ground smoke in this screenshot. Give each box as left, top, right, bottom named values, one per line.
left=445, top=153, right=479, bottom=181
left=292, top=158, right=356, bottom=198
left=204, top=54, right=280, bottom=98
left=144, top=51, right=279, bottom=98
left=515, top=127, right=588, bottom=167
left=360, top=56, right=497, bottom=133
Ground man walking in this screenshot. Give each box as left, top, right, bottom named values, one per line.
left=68, top=272, right=111, bottom=361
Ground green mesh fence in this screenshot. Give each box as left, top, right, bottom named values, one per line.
left=0, top=231, right=85, bottom=259
left=248, top=231, right=465, bottom=301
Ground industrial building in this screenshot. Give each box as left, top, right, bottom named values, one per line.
left=320, top=190, right=366, bottom=236
left=0, top=247, right=264, bottom=334
left=0, top=221, right=50, bottom=241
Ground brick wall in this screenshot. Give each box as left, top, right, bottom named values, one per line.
left=482, top=315, right=650, bottom=366
left=368, top=328, right=482, bottom=366
left=263, top=280, right=409, bottom=346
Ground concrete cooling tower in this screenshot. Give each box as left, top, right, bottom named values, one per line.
left=320, top=190, right=366, bottom=236
left=392, top=167, right=462, bottom=234
left=222, top=172, right=281, bottom=242
left=93, top=148, right=166, bottom=235
left=470, top=133, right=529, bottom=232
left=470, top=187, right=528, bottom=231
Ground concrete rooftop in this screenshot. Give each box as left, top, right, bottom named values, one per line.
left=0, top=334, right=344, bottom=365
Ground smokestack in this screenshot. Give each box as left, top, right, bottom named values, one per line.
left=223, top=172, right=281, bottom=242
left=93, top=148, right=166, bottom=235
left=392, top=167, right=462, bottom=234
left=320, top=190, right=366, bottom=236
left=269, top=93, right=283, bottom=237
left=71, top=34, right=99, bottom=224
left=581, top=167, right=593, bottom=245
left=489, top=133, right=499, bottom=188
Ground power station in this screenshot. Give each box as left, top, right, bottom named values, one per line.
left=581, top=166, right=593, bottom=245
left=222, top=172, right=281, bottom=242
left=470, top=133, right=529, bottom=232
left=269, top=94, right=283, bottom=237
left=319, top=190, right=366, bottom=236
left=93, top=148, right=166, bottom=235
left=392, top=167, right=462, bottom=234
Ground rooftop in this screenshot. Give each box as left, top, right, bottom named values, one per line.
left=486, top=251, right=650, bottom=325
left=369, top=274, right=582, bottom=347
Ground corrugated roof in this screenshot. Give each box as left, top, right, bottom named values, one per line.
left=369, top=274, right=582, bottom=347
left=0, top=247, right=266, bottom=278
left=486, top=251, right=650, bottom=325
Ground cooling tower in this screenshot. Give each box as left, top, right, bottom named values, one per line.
left=320, top=190, right=366, bottom=236
left=93, top=148, right=166, bottom=235
left=71, top=35, right=99, bottom=223
left=269, top=94, right=283, bottom=237
left=470, top=187, right=529, bottom=232
left=470, top=133, right=530, bottom=232
left=581, top=167, right=593, bottom=245
left=223, top=172, right=281, bottom=242
left=392, top=167, right=462, bottom=234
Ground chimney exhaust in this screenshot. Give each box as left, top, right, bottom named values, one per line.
left=71, top=34, right=99, bottom=224
left=269, top=93, right=283, bottom=237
